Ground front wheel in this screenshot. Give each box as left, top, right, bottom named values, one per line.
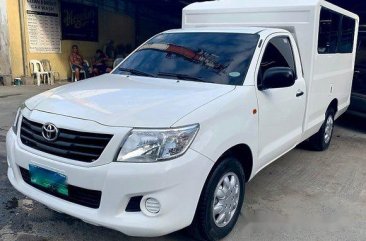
left=188, top=157, right=245, bottom=241
left=309, top=108, right=335, bottom=151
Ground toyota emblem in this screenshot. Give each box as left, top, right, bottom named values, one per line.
left=42, top=123, right=59, bottom=142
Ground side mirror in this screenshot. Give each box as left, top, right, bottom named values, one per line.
left=259, top=67, right=295, bottom=90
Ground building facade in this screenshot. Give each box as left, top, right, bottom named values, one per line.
left=0, top=0, right=193, bottom=84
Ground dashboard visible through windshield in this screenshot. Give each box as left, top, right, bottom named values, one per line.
left=112, top=32, right=259, bottom=85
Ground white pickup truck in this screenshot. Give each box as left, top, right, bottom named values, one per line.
left=6, top=0, right=358, bottom=240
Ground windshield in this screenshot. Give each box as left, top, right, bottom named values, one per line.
left=112, top=32, right=259, bottom=85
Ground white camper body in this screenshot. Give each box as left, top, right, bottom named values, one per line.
left=183, top=0, right=359, bottom=140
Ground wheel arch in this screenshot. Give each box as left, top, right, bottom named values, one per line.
left=328, top=98, right=338, bottom=114
left=215, top=144, right=253, bottom=183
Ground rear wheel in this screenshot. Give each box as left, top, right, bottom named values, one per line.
left=188, top=157, right=245, bottom=241
left=309, top=108, right=335, bottom=151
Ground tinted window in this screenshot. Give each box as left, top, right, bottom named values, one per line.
left=318, top=8, right=341, bottom=54
left=339, top=16, right=356, bottom=53
left=113, top=32, right=259, bottom=85
left=258, top=36, right=296, bottom=84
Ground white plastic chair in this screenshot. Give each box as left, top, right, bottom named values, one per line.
left=70, top=60, right=89, bottom=82
left=41, top=59, right=60, bottom=85
left=113, top=58, right=124, bottom=68
left=29, top=60, right=50, bottom=86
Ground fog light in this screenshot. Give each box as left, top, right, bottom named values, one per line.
left=145, top=198, right=160, bottom=214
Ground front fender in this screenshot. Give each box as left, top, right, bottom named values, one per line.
left=173, top=86, right=260, bottom=180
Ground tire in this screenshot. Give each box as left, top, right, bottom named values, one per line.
left=309, top=108, right=335, bottom=151
left=188, top=157, right=245, bottom=241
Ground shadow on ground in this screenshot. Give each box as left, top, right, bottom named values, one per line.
left=336, top=113, right=366, bottom=133
left=297, top=113, right=365, bottom=151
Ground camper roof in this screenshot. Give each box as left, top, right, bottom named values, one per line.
left=182, top=0, right=359, bottom=83
left=183, top=0, right=356, bottom=16
left=182, top=0, right=358, bottom=31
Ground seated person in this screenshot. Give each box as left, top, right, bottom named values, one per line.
left=69, top=45, right=90, bottom=81
left=92, top=49, right=112, bottom=76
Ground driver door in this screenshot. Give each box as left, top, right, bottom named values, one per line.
left=256, top=34, right=306, bottom=167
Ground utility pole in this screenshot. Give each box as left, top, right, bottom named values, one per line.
left=19, top=0, right=28, bottom=76
left=0, top=0, right=12, bottom=85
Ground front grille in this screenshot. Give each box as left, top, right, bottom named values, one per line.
left=19, top=166, right=102, bottom=209
left=20, top=117, right=113, bottom=163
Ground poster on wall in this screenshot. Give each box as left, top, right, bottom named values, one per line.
left=26, top=0, right=61, bottom=53
left=61, top=2, right=98, bottom=42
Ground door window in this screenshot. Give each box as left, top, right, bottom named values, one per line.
left=258, top=36, right=297, bottom=86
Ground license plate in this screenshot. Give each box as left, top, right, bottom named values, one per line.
left=29, top=164, right=69, bottom=196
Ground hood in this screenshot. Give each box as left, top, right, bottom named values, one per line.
left=25, top=74, right=235, bottom=127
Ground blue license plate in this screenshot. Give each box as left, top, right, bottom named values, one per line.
left=29, top=164, right=68, bottom=196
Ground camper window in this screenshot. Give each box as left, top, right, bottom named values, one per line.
left=318, top=8, right=341, bottom=54
left=318, top=7, right=356, bottom=54
left=339, top=16, right=356, bottom=53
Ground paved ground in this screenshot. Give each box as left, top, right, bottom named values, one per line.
left=0, top=85, right=366, bottom=241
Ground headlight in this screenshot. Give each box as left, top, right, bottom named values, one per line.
left=12, top=108, right=21, bottom=135
left=12, top=103, right=26, bottom=135
left=116, top=124, right=199, bottom=162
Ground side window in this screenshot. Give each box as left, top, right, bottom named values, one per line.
left=339, top=16, right=356, bottom=53
left=318, top=8, right=341, bottom=54
left=258, top=36, right=297, bottom=85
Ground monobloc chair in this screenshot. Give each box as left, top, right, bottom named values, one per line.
left=113, top=58, right=124, bottom=69
left=41, top=59, right=60, bottom=85
left=29, top=60, right=49, bottom=86
left=70, top=60, right=89, bottom=82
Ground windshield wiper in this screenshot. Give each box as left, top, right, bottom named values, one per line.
left=118, top=67, right=155, bottom=77
left=157, top=72, right=205, bottom=82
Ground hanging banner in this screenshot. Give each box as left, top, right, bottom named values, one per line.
left=26, top=0, right=61, bottom=53
left=61, top=2, right=98, bottom=42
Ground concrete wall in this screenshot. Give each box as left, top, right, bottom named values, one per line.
left=6, top=0, right=23, bottom=81
left=6, top=0, right=135, bottom=81
left=0, top=0, right=12, bottom=84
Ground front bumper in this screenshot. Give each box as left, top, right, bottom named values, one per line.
left=6, top=128, right=213, bottom=237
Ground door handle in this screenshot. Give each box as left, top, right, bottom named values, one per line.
left=296, top=90, right=304, bottom=97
